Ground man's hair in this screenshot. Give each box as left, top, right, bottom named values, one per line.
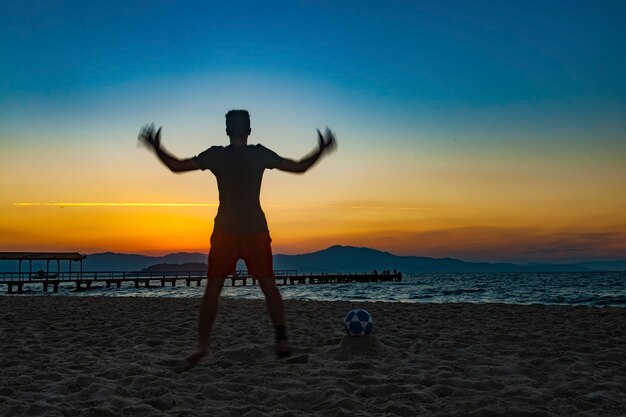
left=225, top=110, right=250, bottom=136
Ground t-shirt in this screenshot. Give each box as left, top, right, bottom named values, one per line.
left=194, top=144, right=283, bottom=234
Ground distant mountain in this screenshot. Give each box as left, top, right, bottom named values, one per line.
left=273, top=245, right=588, bottom=273
left=82, top=252, right=207, bottom=271
left=142, top=262, right=208, bottom=272
left=0, top=246, right=601, bottom=273
left=578, top=260, right=626, bottom=271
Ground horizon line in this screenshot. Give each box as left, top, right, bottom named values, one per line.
left=74, top=247, right=624, bottom=264
left=1, top=247, right=622, bottom=265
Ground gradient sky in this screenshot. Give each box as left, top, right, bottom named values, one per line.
left=1, top=1, right=625, bottom=262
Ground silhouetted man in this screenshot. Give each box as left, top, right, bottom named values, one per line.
left=138, top=110, right=336, bottom=365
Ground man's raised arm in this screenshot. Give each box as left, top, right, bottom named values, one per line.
left=277, top=128, right=337, bottom=173
left=138, top=124, right=200, bottom=173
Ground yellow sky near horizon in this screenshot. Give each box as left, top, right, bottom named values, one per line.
left=2, top=124, right=625, bottom=263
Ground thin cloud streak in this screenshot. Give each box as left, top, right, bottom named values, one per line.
left=13, top=202, right=460, bottom=211
left=316, top=205, right=465, bottom=211
left=14, top=202, right=219, bottom=207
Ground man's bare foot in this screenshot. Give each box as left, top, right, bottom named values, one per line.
left=276, top=339, right=291, bottom=358
left=185, top=349, right=207, bottom=367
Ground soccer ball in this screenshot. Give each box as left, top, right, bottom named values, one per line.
left=344, top=309, right=374, bottom=336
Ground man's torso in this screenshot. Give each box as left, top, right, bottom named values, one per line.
left=194, top=144, right=282, bottom=234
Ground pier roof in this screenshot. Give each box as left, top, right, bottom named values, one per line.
left=0, top=252, right=86, bottom=261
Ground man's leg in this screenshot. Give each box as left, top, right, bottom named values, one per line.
left=186, top=277, right=225, bottom=365
left=257, top=277, right=286, bottom=327
left=258, top=278, right=290, bottom=356
left=243, top=232, right=290, bottom=357
left=186, top=231, right=237, bottom=366
left=198, top=277, right=226, bottom=349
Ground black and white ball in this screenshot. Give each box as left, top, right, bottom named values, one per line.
left=344, top=308, right=374, bottom=336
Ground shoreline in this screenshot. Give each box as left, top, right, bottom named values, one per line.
left=2, top=271, right=624, bottom=308
left=2, top=297, right=625, bottom=416
left=3, top=291, right=625, bottom=309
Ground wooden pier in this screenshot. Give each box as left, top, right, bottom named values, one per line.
left=0, top=251, right=401, bottom=294
left=0, top=270, right=402, bottom=294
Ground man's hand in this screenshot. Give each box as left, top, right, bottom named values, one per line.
left=317, top=127, right=337, bottom=155
left=137, top=123, right=200, bottom=172
left=138, top=123, right=162, bottom=151
left=277, top=127, right=338, bottom=173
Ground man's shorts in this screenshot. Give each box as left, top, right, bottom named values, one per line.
left=207, top=231, right=275, bottom=279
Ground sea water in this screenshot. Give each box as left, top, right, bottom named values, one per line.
left=5, top=272, right=625, bottom=307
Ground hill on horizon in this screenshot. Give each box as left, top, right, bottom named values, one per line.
left=2, top=245, right=622, bottom=273
left=12, top=245, right=602, bottom=273
left=273, top=245, right=589, bottom=273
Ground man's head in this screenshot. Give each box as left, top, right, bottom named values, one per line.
left=225, top=110, right=251, bottom=139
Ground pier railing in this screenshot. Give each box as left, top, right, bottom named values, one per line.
left=0, top=269, right=298, bottom=282
left=0, top=269, right=402, bottom=294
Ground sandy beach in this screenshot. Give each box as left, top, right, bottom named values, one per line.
left=0, top=296, right=624, bottom=416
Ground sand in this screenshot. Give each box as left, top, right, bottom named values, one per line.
left=0, top=296, right=624, bottom=417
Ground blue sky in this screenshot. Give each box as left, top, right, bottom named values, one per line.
left=2, top=1, right=625, bottom=108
